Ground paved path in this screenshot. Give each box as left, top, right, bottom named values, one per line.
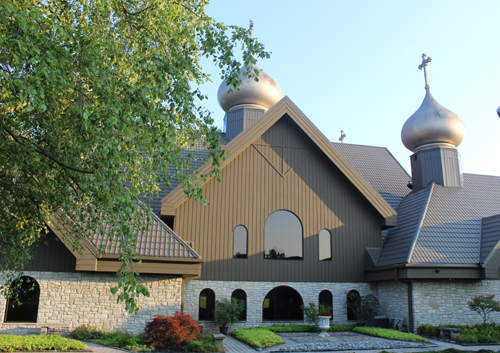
left=81, top=335, right=500, bottom=353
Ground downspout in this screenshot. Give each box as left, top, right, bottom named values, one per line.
left=395, top=268, right=414, bottom=333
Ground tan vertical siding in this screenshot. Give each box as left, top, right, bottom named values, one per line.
left=175, top=117, right=383, bottom=282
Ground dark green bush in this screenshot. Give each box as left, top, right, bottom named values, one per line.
left=0, top=335, right=88, bottom=352
left=328, top=324, right=355, bottom=332
left=70, top=324, right=107, bottom=341
left=232, top=328, right=284, bottom=348
left=185, top=334, right=221, bottom=352
left=70, top=324, right=152, bottom=351
left=265, top=325, right=315, bottom=333
left=417, top=323, right=440, bottom=337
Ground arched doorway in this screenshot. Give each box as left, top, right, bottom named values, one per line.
left=263, top=286, right=303, bottom=320
left=4, top=276, right=40, bottom=323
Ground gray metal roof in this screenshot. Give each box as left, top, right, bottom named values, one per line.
left=90, top=208, right=201, bottom=259
left=481, top=214, right=500, bottom=263
left=378, top=174, right=500, bottom=266
left=332, top=143, right=411, bottom=210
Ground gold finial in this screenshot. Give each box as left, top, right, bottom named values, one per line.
left=418, top=53, right=432, bottom=90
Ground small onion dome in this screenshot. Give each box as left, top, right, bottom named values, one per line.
left=217, top=64, right=282, bottom=112
left=401, top=90, right=465, bottom=152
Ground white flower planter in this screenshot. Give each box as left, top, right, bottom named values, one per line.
left=317, top=315, right=331, bottom=337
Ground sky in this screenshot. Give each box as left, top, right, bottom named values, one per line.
left=198, top=0, right=500, bottom=177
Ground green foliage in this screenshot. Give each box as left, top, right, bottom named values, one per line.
left=143, top=311, right=201, bottom=350
left=0, top=334, right=88, bottom=352
left=0, top=0, right=269, bottom=312
left=70, top=324, right=152, bottom=351
left=468, top=295, right=500, bottom=324
left=328, top=324, right=356, bottom=332
left=232, top=328, right=284, bottom=348
left=184, top=334, right=221, bottom=352
left=345, top=292, right=380, bottom=322
left=300, top=302, right=319, bottom=324
left=417, top=323, right=440, bottom=337
left=457, top=323, right=500, bottom=343
left=352, top=326, right=427, bottom=342
left=266, top=325, right=316, bottom=333
left=213, top=298, right=245, bottom=328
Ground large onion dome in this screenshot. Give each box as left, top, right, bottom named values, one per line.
left=401, top=90, right=466, bottom=152
left=217, top=64, right=282, bottom=112
left=401, top=54, right=465, bottom=152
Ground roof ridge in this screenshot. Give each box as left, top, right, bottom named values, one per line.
left=406, top=182, right=435, bottom=264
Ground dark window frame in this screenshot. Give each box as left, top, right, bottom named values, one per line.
left=231, top=289, right=247, bottom=321
left=198, top=288, right=215, bottom=321
left=4, top=276, right=40, bottom=323
left=262, top=286, right=304, bottom=321
left=233, top=225, right=248, bottom=259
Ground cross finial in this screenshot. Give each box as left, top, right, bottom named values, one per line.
left=418, top=53, right=432, bottom=90
left=339, top=130, right=346, bottom=143
left=249, top=20, right=254, bottom=38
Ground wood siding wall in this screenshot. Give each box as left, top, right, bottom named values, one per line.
left=175, top=117, right=383, bottom=282
left=23, top=231, right=76, bottom=272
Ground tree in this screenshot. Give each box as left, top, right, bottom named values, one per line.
left=0, top=0, right=269, bottom=313
left=468, top=295, right=500, bottom=324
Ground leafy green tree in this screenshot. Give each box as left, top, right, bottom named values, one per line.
left=468, top=295, right=500, bottom=324
left=0, top=0, right=269, bottom=313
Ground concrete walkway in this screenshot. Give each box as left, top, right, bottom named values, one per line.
left=81, top=335, right=500, bottom=353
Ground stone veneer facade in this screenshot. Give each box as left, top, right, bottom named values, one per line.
left=0, top=272, right=182, bottom=335
left=183, top=280, right=377, bottom=332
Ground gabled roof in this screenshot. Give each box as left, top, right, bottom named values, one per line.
left=161, top=96, right=397, bottom=225
left=332, top=143, right=411, bottom=211
left=376, top=174, right=500, bottom=268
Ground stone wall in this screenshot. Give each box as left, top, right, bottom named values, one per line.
left=376, top=281, right=409, bottom=329
left=412, top=279, right=500, bottom=330
left=183, top=280, right=377, bottom=332
left=0, top=271, right=182, bottom=335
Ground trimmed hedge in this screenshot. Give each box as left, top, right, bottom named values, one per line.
left=232, top=328, right=284, bottom=348
left=0, top=335, right=88, bottom=352
left=263, top=324, right=355, bottom=333
left=417, top=323, right=500, bottom=343
left=184, top=334, right=221, bottom=352
left=352, top=326, right=428, bottom=342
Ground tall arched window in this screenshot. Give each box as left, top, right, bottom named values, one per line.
left=264, top=210, right=302, bottom=260
left=233, top=226, right=248, bottom=259
left=263, top=286, right=303, bottom=320
left=319, top=290, right=332, bottom=311
left=319, top=229, right=331, bottom=261
left=346, top=290, right=360, bottom=321
left=231, top=289, right=247, bottom=321
left=199, top=288, right=215, bottom=321
left=4, top=276, right=40, bottom=323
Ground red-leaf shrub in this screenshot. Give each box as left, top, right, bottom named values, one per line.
left=143, top=311, right=201, bottom=350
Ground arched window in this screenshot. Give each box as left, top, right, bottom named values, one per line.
left=319, top=290, right=332, bottom=311
left=263, top=286, right=303, bottom=320
left=199, top=288, right=215, bottom=321
left=4, top=276, right=40, bottom=323
left=264, top=210, right=302, bottom=260
left=346, top=290, right=360, bottom=321
left=231, top=289, right=247, bottom=321
left=319, top=229, right=331, bottom=261
left=233, top=226, right=248, bottom=259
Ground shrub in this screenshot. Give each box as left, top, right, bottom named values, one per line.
left=344, top=292, right=380, bottom=323
left=213, top=298, right=245, bottom=329
left=417, top=323, right=440, bottom=337
left=300, top=303, right=319, bottom=324
left=232, top=328, right=284, bottom=348
left=468, top=295, right=500, bottom=324
left=352, top=326, right=427, bottom=342
left=0, top=335, right=88, bottom=352
left=70, top=324, right=107, bottom=340
left=185, top=334, right=221, bottom=352
left=143, top=311, right=201, bottom=350
left=266, top=325, right=315, bottom=333
left=328, top=324, right=356, bottom=332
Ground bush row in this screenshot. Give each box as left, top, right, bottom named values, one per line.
left=0, top=335, right=88, bottom=352
left=353, top=326, right=427, bottom=342
left=417, top=323, right=500, bottom=343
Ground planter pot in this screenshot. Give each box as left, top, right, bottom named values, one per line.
left=317, top=316, right=331, bottom=337
left=219, top=326, right=228, bottom=335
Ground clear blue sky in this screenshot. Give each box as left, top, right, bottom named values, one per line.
left=199, top=0, right=500, bottom=177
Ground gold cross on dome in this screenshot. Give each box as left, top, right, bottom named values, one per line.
left=418, top=53, right=432, bottom=90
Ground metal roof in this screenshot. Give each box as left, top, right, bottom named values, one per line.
left=481, top=214, right=500, bottom=263
left=332, top=143, right=411, bottom=210
left=377, top=174, right=500, bottom=266
left=89, top=207, right=200, bottom=260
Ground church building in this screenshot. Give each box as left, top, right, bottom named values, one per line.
left=1, top=54, right=500, bottom=335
